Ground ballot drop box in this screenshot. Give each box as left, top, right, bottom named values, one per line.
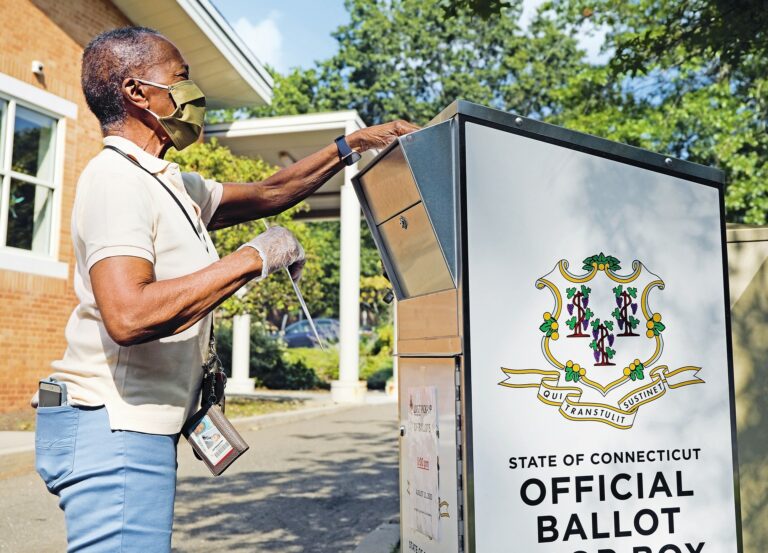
left=352, top=101, right=742, bottom=553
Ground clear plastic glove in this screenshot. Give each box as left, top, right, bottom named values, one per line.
left=241, top=226, right=306, bottom=282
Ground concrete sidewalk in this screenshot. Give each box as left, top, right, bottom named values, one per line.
left=228, top=388, right=334, bottom=402
left=353, top=515, right=400, bottom=553
left=0, top=390, right=394, bottom=458
left=0, top=431, right=35, bottom=456
left=0, top=401, right=400, bottom=552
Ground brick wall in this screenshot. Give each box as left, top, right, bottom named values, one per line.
left=0, top=0, right=130, bottom=412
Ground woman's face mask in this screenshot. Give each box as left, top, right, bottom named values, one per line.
left=133, top=78, right=206, bottom=151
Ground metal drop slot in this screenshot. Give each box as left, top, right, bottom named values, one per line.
left=378, top=203, right=453, bottom=299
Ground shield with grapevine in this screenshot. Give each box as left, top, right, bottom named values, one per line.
left=535, top=253, right=664, bottom=394
left=500, top=253, right=703, bottom=429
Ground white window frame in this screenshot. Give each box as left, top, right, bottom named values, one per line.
left=0, top=73, right=77, bottom=279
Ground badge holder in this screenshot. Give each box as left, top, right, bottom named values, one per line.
left=182, top=326, right=249, bottom=476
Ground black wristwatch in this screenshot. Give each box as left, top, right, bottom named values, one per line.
left=335, top=135, right=362, bottom=166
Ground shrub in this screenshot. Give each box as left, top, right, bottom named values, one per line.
left=215, top=320, right=320, bottom=390
left=360, top=319, right=394, bottom=389
left=283, top=347, right=339, bottom=384
left=360, top=354, right=393, bottom=390
left=283, top=325, right=394, bottom=390
left=216, top=318, right=396, bottom=390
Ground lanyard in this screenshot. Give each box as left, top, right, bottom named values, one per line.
left=103, top=145, right=208, bottom=252
left=104, top=145, right=223, bottom=403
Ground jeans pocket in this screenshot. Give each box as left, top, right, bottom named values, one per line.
left=35, top=405, right=78, bottom=492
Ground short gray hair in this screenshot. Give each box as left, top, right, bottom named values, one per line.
left=81, top=27, right=164, bottom=132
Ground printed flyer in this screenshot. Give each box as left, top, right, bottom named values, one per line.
left=406, top=386, right=440, bottom=541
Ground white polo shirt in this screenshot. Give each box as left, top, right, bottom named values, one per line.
left=51, top=136, right=222, bottom=434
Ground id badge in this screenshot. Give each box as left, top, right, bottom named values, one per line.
left=183, top=405, right=248, bottom=476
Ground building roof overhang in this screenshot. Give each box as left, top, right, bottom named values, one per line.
left=206, top=111, right=370, bottom=219
left=112, top=0, right=272, bottom=108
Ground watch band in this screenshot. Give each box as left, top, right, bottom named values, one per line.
left=335, top=135, right=362, bottom=166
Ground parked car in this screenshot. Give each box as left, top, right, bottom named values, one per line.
left=283, top=318, right=340, bottom=348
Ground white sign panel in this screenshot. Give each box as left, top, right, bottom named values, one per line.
left=464, top=122, right=740, bottom=553
left=406, top=386, right=440, bottom=541
left=398, top=358, right=460, bottom=553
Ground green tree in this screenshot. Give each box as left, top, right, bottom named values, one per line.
left=249, top=68, right=330, bottom=118
left=557, top=0, right=768, bottom=74
left=251, top=0, right=768, bottom=223
left=166, top=140, right=336, bottom=326
left=167, top=141, right=391, bottom=326
left=243, top=0, right=590, bottom=126
left=547, top=0, right=768, bottom=223
left=443, top=0, right=511, bottom=19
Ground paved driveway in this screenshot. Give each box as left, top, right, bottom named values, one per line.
left=0, top=403, right=399, bottom=552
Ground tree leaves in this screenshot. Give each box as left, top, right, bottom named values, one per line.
left=166, top=140, right=389, bottom=328
left=244, top=0, right=591, bottom=127
left=232, top=0, right=768, bottom=226
left=442, top=0, right=510, bottom=19
left=547, top=0, right=768, bottom=224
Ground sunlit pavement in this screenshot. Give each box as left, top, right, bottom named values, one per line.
left=0, top=402, right=399, bottom=553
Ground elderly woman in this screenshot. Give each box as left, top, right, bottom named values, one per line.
left=34, top=26, right=416, bottom=552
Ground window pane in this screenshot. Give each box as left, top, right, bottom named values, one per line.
left=6, top=179, right=53, bottom=254
left=0, top=100, right=6, bottom=163
left=12, top=106, right=56, bottom=181
left=288, top=322, right=309, bottom=334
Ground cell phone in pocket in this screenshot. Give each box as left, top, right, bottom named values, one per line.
left=38, top=378, right=67, bottom=407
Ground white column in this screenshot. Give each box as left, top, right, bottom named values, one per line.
left=227, top=312, right=255, bottom=394
left=331, top=152, right=367, bottom=403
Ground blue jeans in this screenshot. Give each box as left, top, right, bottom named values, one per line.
left=35, top=405, right=178, bottom=552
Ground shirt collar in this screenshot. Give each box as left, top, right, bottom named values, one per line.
left=102, top=136, right=172, bottom=174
